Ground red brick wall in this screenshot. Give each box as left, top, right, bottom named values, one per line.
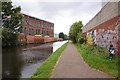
left=83, top=16, right=119, bottom=56
left=34, top=36, right=44, bottom=43
left=44, top=37, right=54, bottom=43
left=27, top=35, right=34, bottom=43
left=18, top=33, right=27, bottom=41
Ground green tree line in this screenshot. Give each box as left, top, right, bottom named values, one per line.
left=69, top=21, right=86, bottom=44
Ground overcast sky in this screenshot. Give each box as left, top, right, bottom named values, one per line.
left=12, top=0, right=102, bottom=35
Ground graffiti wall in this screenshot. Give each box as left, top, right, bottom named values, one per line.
left=85, top=16, right=119, bottom=56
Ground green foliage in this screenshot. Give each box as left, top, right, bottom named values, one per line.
left=59, top=32, right=64, bottom=39
left=31, top=42, right=68, bottom=78
left=2, top=28, right=18, bottom=47
left=17, top=41, right=27, bottom=46
left=75, top=43, right=119, bottom=79
left=2, top=2, right=23, bottom=33
left=76, top=32, right=86, bottom=44
left=69, top=21, right=83, bottom=43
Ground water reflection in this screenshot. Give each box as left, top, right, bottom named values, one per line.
left=2, top=41, right=67, bottom=78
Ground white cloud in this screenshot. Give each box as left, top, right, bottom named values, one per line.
left=12, top=0, right=102, bottom=35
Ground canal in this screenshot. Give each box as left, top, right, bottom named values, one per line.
left=2, top=41, right=67, bottom=78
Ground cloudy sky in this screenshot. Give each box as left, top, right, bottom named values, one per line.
left=11, top=0, right=103, bottom=35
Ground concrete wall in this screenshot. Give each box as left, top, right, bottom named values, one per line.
left=83, top=2, right=118, bottom=33
left=82, top=2, right=120, bottom=56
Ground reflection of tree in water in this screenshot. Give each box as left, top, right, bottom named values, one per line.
left=2, top=47, right=23, bottom=78
left=2, top=43, right=53, bottom=78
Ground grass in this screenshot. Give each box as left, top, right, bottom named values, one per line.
left=75, top=43, right=119, bottom=79
left=30, top=41, right=68, bottom=78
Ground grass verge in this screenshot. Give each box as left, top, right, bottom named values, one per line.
left=30, top=41, right=68, bottom=78
left=75, top=43, right=119, bottom=79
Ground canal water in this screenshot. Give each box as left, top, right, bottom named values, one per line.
left=2, top=41, right=67, bottom=78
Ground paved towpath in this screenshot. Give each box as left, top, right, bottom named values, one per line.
left=51, top=41, right=114, bottom=78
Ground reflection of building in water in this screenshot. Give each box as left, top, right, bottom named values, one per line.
left=2, top=43, right=53, bottom=78
left=82, top=1, right=120, bottom=56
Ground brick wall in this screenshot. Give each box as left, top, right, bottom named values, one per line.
left=83, top=16, right=119, bottom=56
left=82, top=2, right=120, bottom=56
left=44, top=37, right=54, bottom=43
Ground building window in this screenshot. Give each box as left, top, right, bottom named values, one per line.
left=42, top=24, right=44, bottom=28
left=36, top=29, right=38, bottom=35
left=29, top=21, right=31, bottom=25
left=25, top=20, right=27, bottom=24
left=36, top=23, right=38, bottom=27
left=33, top=21, right=34, bottom=26
left=44, top=24, right=46, bottom=29
left=47, top=25, right=49, bottom=29
left=42, top=30, right=44, bottom=36
left=29, top=28, right=31, bottom=35
left=39, top=23, right=41, bottom=27
left=51, top=27, right=54, bottom=30
left=32, top=29, right=34, bottom=36
left=46, top=31, right=50, bottom=36
left=24, top=27, right=27, bottom=35
left=38, top=29, right=40, bottom=35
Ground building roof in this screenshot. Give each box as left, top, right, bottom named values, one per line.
left=21, top=13, right=54, bottom=25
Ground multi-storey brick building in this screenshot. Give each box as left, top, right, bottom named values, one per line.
left=22, top=13, right=54, bottom=37
left=82, top=2, right=120, bottom=56
left=18, top=13, right=54, bottom=43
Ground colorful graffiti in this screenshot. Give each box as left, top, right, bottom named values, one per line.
left=87, top=30, right=97, bottom=45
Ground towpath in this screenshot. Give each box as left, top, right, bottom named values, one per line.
left=51, top=41, right=114, bottom=78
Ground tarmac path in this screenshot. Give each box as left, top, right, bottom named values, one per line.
left=51, top=41, right=114, bottom=78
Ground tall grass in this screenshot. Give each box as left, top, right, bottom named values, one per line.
left=75, top=43, right=119, bottom=79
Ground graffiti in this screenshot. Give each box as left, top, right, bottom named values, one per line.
left=96, top=19, right=119, bottom=50
left=87, top=30, right=97, bottom=45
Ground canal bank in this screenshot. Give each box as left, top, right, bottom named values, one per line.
left=2, top=41, right=67, bottom=78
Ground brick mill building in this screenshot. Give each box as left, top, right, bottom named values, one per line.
left=19, top=13, right=55, bottom=43
left=82, top=2, right=120, bottom=56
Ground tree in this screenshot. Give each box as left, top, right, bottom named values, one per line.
left=59, top=32, right=64, bottom=39
left=69, top=21, right=83, bottom=43
left=2, top=2, right=23, bottom=33
left=2, top=2, right=23, bottom=47
left=2, top=28, right=18, bottom=47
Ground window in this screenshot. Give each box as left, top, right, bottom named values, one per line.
left=46, top=31, right=50, bottom=36
left=29, top=28, right=31, bottom=35
left=42, top=24, right=44, bottom=28
left=32, top=29, right=34, bottom=36
left=47, top=25, right=49, bottom=29
left=36, top=23, right=38, bottom=27
left=29, top=21, right=31, bottom=25
left=44, top=24, right=46, bottom=29
left=38, top=29, right=40, bottom=35
left=24, top=27, right=27, bottom=35
left=33, top=21, right=34, bottom=26
left=51, top=27, right=54, bottom=30
left=36, top=29, right=38, bottom=35
left=39, top=23, right=41, bottom=27
left=25, top=20, right=27, bottom=24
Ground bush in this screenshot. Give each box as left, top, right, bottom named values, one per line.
left=2, top=28, right=18, bottom=47
left=76, top=32, right=86, bottom=44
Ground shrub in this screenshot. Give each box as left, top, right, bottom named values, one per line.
left=76, top=32, right=86, bottom=44
left=2, top=28, right=18, bottom=47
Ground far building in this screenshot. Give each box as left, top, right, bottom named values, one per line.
left=22, top=13, right=54, bottom=37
